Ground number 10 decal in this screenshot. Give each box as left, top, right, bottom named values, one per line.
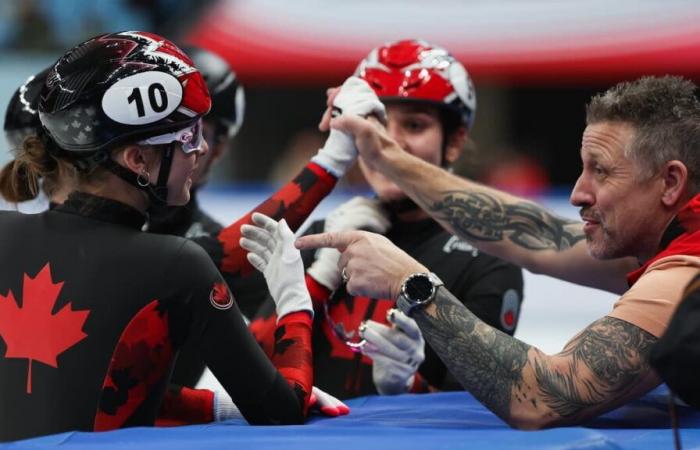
left=102, top=71, right=182, bottom=125
left=127, top=83, right=169, bottom=117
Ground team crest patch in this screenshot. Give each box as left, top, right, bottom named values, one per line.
left=499, top=289, right=520, bottom=331
left=209, top=282, right=233, bottom=310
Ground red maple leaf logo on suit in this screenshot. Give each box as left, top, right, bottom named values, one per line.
left=0, top=263, right=90, bottom=393
left=209, top=282, right=232, bottom=309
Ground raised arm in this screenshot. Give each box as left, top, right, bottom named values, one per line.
left=215, top=161, right=337, bottom=278
left=414, top=288, right=659, bottom=428
left=213, top=77, right=386, bottom=280
left=331, top=115, right=636, bottom=294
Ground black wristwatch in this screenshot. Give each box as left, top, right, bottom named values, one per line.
left=396, top=272, right=444, bottom=316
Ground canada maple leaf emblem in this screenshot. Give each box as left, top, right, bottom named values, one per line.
left=209, top=281, right=232, bottom=310
left=0, top=263, right=90, bottom=394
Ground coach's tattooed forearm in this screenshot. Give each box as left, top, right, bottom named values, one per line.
left=533, top=317, right=656, bottom=421
left=414, top=290, right=657, bottom=427
left=412, top=289, right=532, bottom=422
left=426, top=190, right=585, bottom=251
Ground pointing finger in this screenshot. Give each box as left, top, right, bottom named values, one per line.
left=295, top=230, right=362, bottom=251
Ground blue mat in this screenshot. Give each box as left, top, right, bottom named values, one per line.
left=4, top=386, right=699, bottom=450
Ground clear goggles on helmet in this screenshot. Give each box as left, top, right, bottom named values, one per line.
left=138, top=119, right=205, bottom=154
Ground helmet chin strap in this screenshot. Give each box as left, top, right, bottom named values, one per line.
left=80, top=144, right=175, bottom=206
left=149, top=143, right=174, bottom=206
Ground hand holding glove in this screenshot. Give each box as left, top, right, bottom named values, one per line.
left=306, top=196, right=390, bottom=291
left=360, top=308, right=425, bottom=395
left=240, top=213, right=313, bottom=320
left=311, top=76, right=386, bottom=178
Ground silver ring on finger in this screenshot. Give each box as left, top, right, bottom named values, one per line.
left=341, top=267, right=349, bottom=283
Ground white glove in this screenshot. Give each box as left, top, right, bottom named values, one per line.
left=214, top=390, right=244, bottom=421
left=311, top=76, right=386, bottom=178
left=214, top=386, right=349, bottom=422
left=306, top=196, right=390, bottom=291
left=240, top=213, right=313, bottom=320
left=360, top=308, right=425, bottom=395
left=309, top=386, right=350, bottom=416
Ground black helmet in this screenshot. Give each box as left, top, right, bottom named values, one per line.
left=3, top=67, right=51, bottom=149
left=181, top=46, right=244, bottom=140
left=39, top=31, right=211, bottom=155
left=38, top=31, right=211, bottom=205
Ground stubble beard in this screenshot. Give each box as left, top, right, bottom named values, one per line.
left=585, top=223, right=621, bottom=260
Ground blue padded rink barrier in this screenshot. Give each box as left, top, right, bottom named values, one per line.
left=2, top=188, right=700, bottom=449
left=4, top=387, right=700, bottom=450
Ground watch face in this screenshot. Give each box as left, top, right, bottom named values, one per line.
left=405, top=274, right=434, bottom=302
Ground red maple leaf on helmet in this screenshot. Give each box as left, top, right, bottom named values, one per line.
left=0, top=263, right=90, bottom=394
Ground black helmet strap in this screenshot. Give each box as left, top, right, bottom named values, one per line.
left=81, top=144, right=176, bottom=206
left=152, top=143, right=174, bottom=205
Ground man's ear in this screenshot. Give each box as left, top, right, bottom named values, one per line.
left=444, top=127, right=466, bottom=164
left=661, top=160, right=689, bottom=207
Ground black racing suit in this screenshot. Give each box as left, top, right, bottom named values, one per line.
left=0, top=192, right=313, bottom=442
left=147, top=162, right=337, bottom=388
left=251, top=216, right=524, bottom=399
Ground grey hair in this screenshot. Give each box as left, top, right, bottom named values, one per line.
left=586, top=76, right=700, bottom=193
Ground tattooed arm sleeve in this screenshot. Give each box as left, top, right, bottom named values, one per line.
left=379, top=154, right=634, bottom=293
left=412, top=287, right=660, bottom=429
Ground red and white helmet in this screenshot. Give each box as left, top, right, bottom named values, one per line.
left=355, top=39, right=476, bottom=130
left=40, top=31, right=211, bottom=155
left=38, top=31, right=212, bottom=205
